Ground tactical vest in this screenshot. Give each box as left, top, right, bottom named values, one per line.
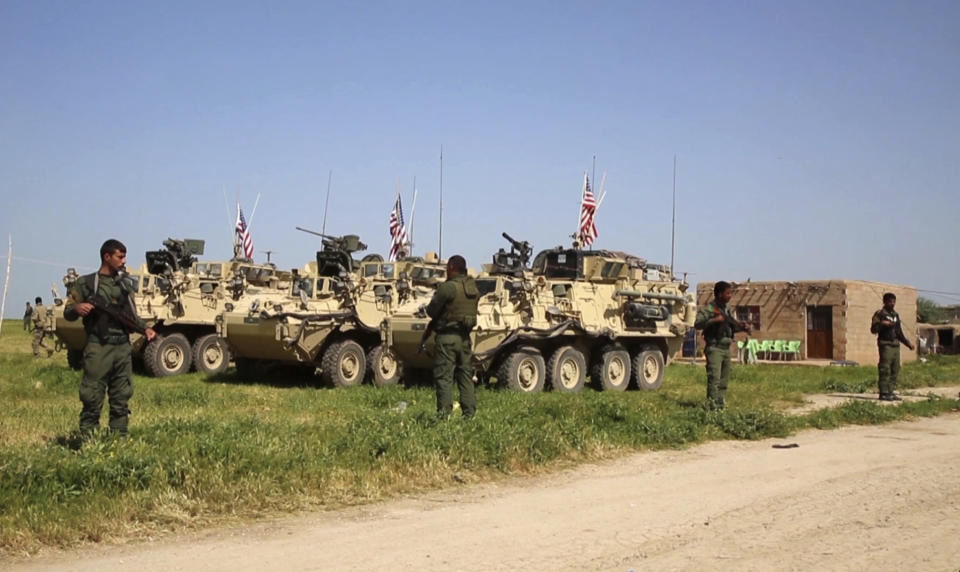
left=702, top=303, right=735, bottom=345
left=81, top=273, right=136, bottom=339
left=873, top=309, right=901, bottom=345
left=438, top=276, right=479, bottom=333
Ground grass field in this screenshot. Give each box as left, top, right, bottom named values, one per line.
left=2, top=320, right=958, bottom=556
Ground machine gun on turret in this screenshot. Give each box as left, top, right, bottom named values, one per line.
left=145, top=238, right=205, bottom=276
left=490, top=232, right=533, bottom=276
left=296, top=227, right=368, bottom=278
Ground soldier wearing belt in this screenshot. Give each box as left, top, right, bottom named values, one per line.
left=694, top=281, right=750, bottom=410
left=871, top=292, right=914, bottom=402
left=64, top=239, right=157, bottom=436
left=31, top=297, right=52, bottom=357
left=425, top=255, right=479, bottom=418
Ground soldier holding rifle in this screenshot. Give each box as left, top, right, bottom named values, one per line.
left=64, top=239, right=157, bottom=437
left=695, top=281, right=751, bottom=410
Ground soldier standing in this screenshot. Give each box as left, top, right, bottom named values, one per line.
left=31, top=297, right=51, bottom=357
left=23, top=301, right=33, bottom=331
left=871, top=292, right=914, bottom=401
left=425, top=255, right=479, bottom=418
left=694, top=281, right=750, bottom=410
left=64, top=239, right=157, bottom=436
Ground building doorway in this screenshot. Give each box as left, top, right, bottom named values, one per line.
left=806, top=306, right=833, bottom=359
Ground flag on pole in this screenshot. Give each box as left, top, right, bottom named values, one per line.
left=235, top=203, right=254, bottom=259
left=388, top=194, right=409, bottom=261
left=578, top=174, right=598, bottom=247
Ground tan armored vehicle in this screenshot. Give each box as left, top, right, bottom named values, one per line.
left=218, top=234, right=444, bottom=387
left=384, top=233, right=696, bottom=393
left=52, top=238, right=293, bottom=377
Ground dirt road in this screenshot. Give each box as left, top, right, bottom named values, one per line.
left=11, top=409, right=960, bottom=571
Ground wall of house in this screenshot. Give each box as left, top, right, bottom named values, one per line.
left=696, top=280, right=917, bottom=363
left=843, top=281, right=917, bottom=365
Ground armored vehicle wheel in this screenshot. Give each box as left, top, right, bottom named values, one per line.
left=633, top=348, right=665, bottom=391
left=368, top=344, right=402, bottom=387
left=321, top=340, right=366, bottom=388
left=547, top=345, right=586, bottom=393
left=143, top=333, right=192, bottom=377
left=591, top=345, right=631, bottom=391
left=498, top=346, right=546, bottom=393
left=192, top=333, right=231, bottom=376
left=67, top=348, right=84, bottom=371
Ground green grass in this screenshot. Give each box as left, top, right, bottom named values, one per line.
left=1, top=321, right=959, bottom=555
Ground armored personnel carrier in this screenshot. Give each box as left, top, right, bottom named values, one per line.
left=384, top=233, right=695, bottom=393
left=51, top=238, right=294, bottom=377
left=218, top=233, right=445, bottom=387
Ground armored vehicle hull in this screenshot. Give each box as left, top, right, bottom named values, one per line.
left=385, top=237, right=695, bottom=393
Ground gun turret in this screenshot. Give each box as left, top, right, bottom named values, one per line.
left=491, top=232, right=533, bottom=276
left=145, top=238, right=205, bottom=276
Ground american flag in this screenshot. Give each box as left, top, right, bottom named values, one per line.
left=235, top=203, right=254, bottom=259
left=578, top=174, right=598, bottom=247
left=388, top=194, right=408, bottom=261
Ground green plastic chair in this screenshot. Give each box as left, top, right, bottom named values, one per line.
left=783, top=340, right=801, bottom=360
left=771, top=339, right=785, bottom=360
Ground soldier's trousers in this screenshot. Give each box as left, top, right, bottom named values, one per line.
left=704, top=344, right=732, bottom=409
left=79, top=341, right=134, bottom=435
left=32, top=329, right=49, bottom=356
left=877, top=344, right=901, bottom=395
left=433, top=332, right=477, bottom=418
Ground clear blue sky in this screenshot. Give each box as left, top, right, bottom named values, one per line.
left=2, top=0, right=959, bottom=318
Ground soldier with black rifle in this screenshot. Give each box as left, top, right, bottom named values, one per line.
left=871, top=292, right=914, bottom=401
left=695, top=281, right=751, bottom=410
left=64, top=239, right=157, bottom=437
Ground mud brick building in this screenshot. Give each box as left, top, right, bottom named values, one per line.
left=696, top=280, right=917, bottom=364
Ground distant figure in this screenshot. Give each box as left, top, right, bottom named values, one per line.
left=425, top=254, right=479, bottom=419
left=64, top=239, right=157, bottom=437
left=23, top=301, right=33, bottom=331
left=31, top=297, right=51, bottom=357
left=871, top=292, right=914, bottom=401
left=695, top=281, right=751, bottom=410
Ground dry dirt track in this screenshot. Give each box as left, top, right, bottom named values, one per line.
left=9, top=408, right=960, bottom=572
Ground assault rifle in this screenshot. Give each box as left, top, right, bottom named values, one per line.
left=712, top=305, right=750, bottom=334
left=88, top=294, right=147, bottom=336
left=418, top=319, right=435, bottom=354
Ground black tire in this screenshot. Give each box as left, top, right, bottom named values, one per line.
left=497, top=346, right=546, bottom=393
left=633, top=347, right=665, bottom=391
left=143, top=334, right=193, bottom=377
left=67, top=348, right=84, bottom=371
left=547, top=345, right=586, bottom=393
left=367, top=344, right=402, bottom=387
left=321, top=340, right=366, bottom=388
left=192, top=333, right=231, bottom=376
left=591, top=344, right=631, bottom=391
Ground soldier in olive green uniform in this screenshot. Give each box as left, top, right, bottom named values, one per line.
left=64, top=239, right=157, bottom=436
left=23, top=301, right=33, bottom=331
left=425, top=255, right=479, bottom=418
left=31, top=297, right=52, bottom=357
left=694, top=281, right=750, bottom=410
left=871, top=292, right=914, bottom=401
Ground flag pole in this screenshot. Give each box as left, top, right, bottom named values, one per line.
left=0, top=235, right=10, bottom=335
left=247, top=192, right=262, bottom=229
